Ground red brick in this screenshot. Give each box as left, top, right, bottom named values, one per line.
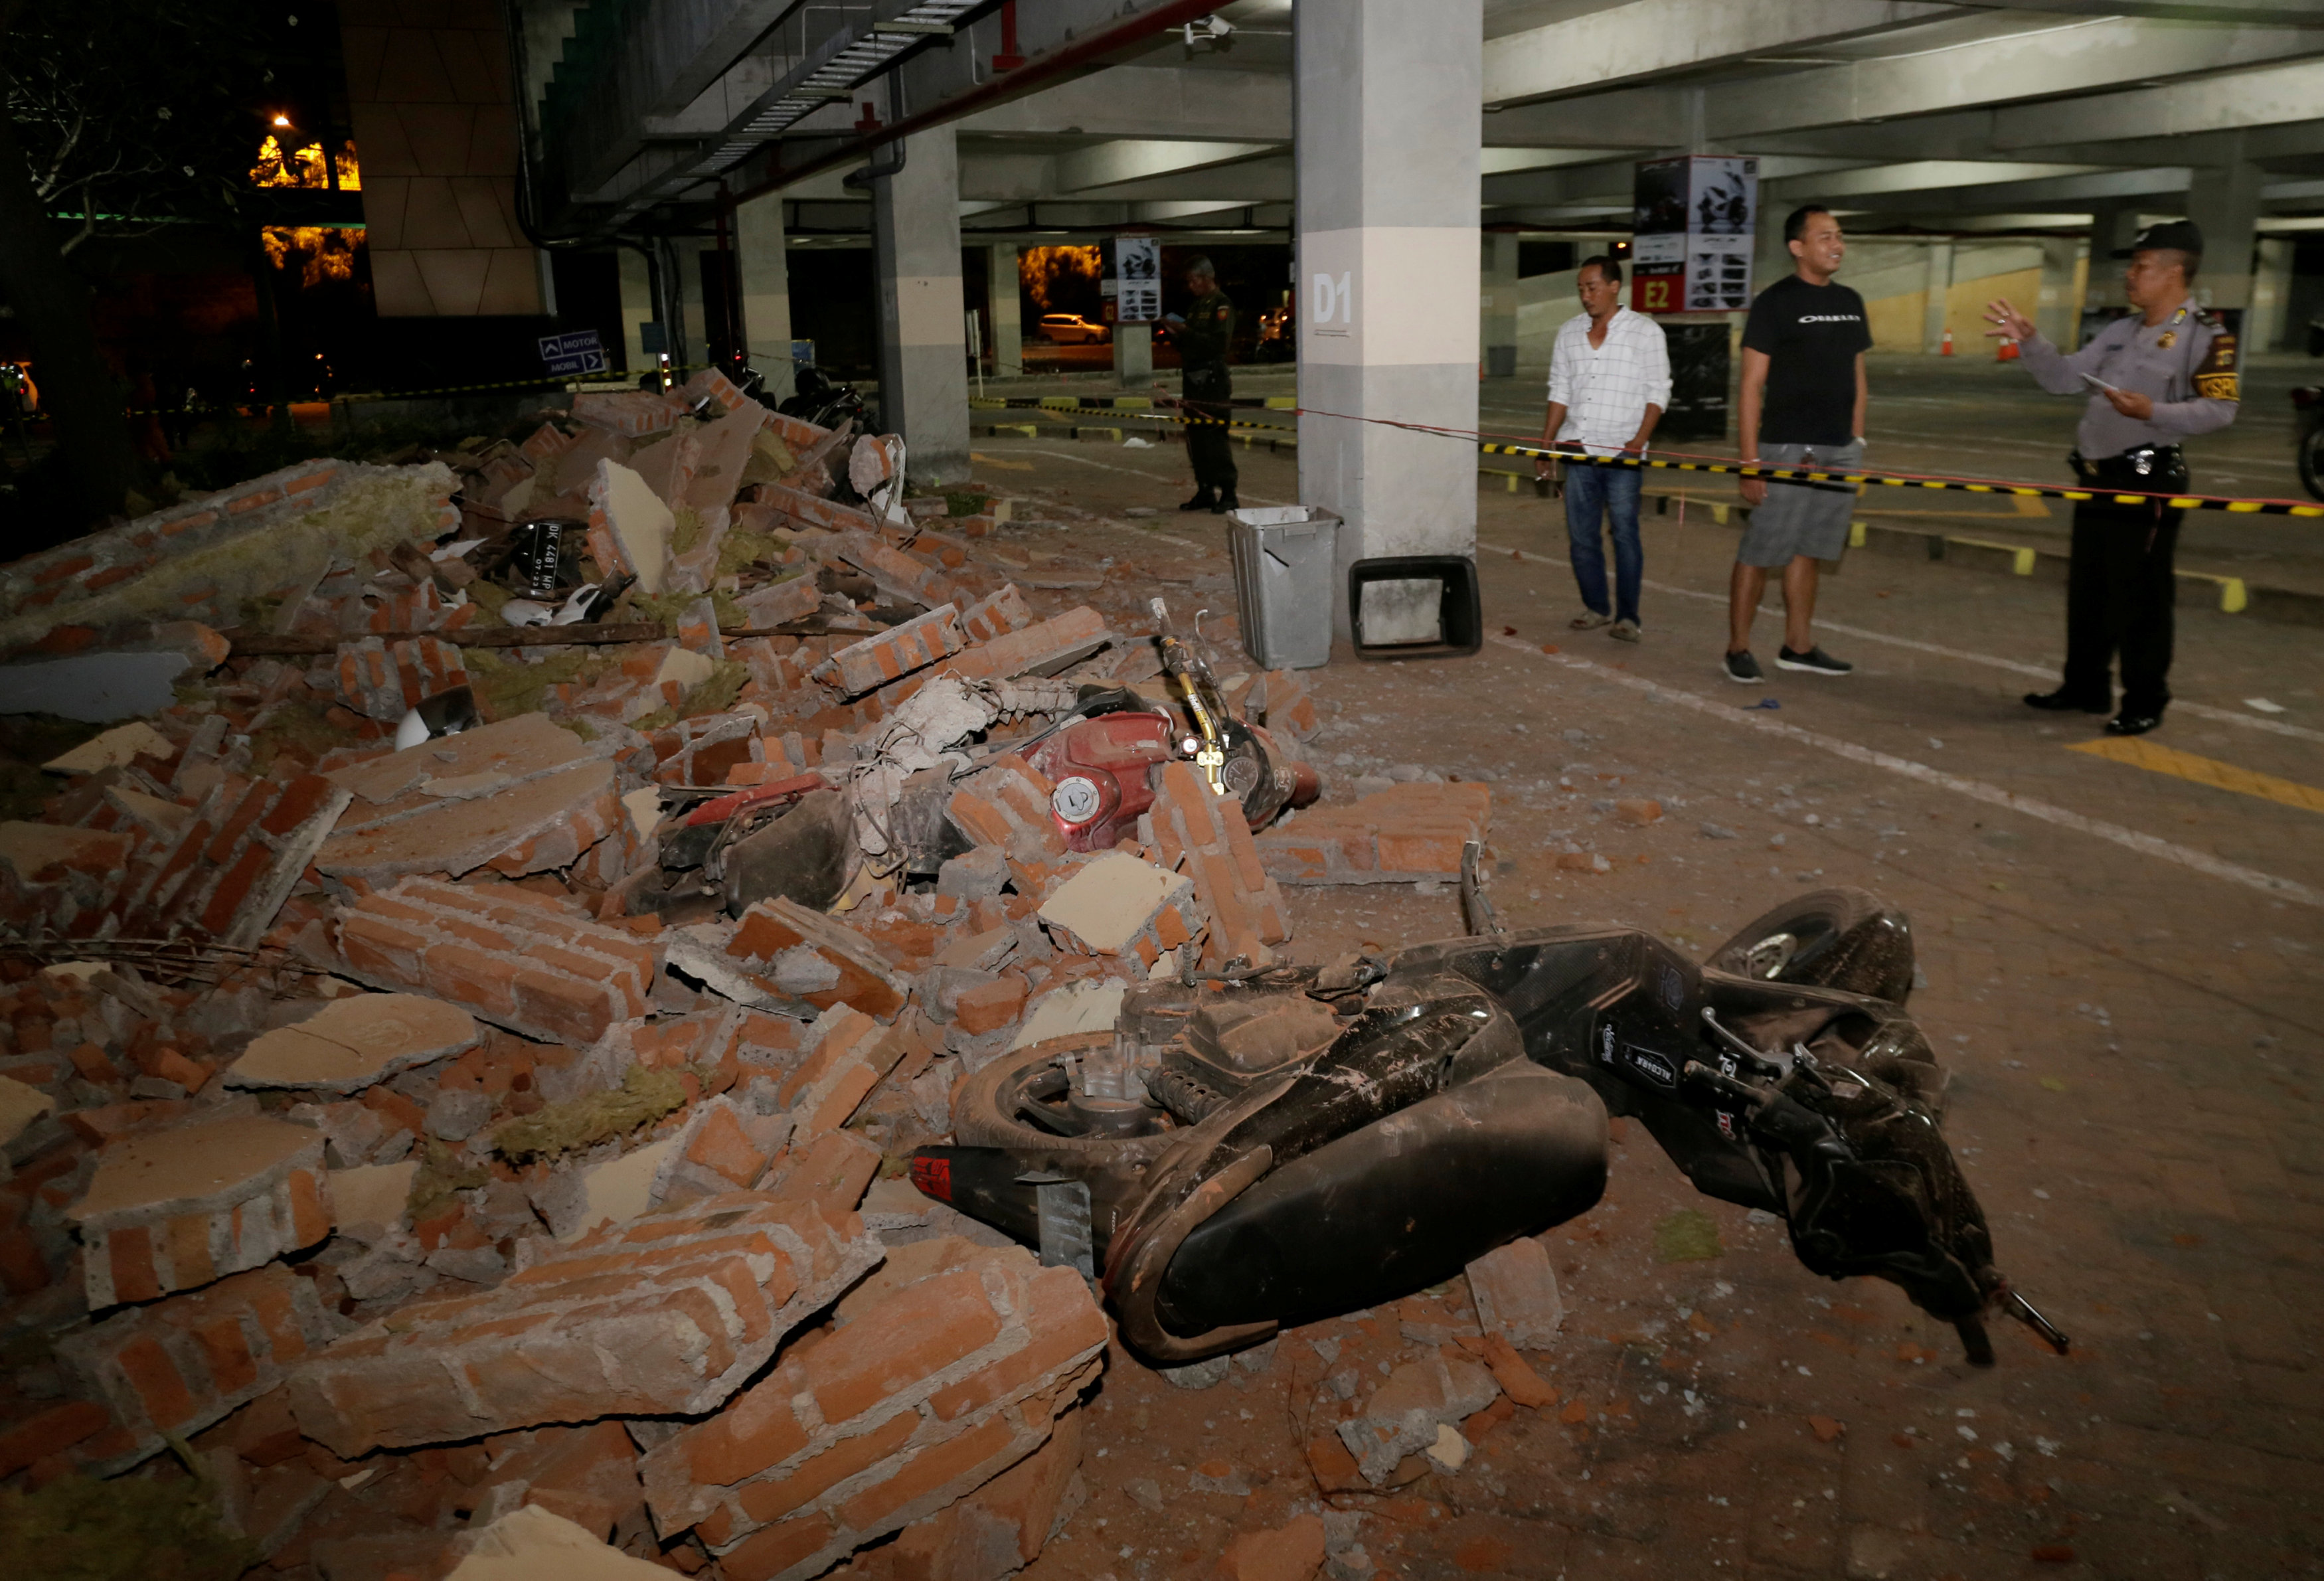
left=32, top=554, right=95, bottom=584
left=686, top=1106, right=769, bottom=1189
left=114, top=1335, right=198, bottom=1430
left=926, top=1272, right=1110, bottom=1422
left=166, top=1213, right=216, bottom=1290
left=81, top=564, right=140, bottom=592
left=191, top=1313, right=259, bottom=1396
left=288, top=1168, right=331, bottom=1247
left=109, top=1224, right=162, bottom=1305
left=686, top=1370, right=813, bottom=1488
left=721, top=1513, right=837, bottom=1581
left=952, top=974, right=1028, bottom=1036
left=835, top=1413, right=1018, bottom=1533
left=735, top=1410, right=918, bottom=1525
left=805, top=1269, right=1003, bottom=1425
left=196, top=843, right=274, bottom=938
left=0, top=1402, right=110, bottom=1479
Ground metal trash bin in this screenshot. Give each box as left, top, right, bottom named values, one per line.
left=1226, top=504, right=1341, bottom=670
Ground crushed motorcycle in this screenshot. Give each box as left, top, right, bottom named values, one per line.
left=911, top=881, right=2070, bottom=1369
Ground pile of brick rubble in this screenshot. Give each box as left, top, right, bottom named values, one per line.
left=0, top=368, right=1494, bottom=1580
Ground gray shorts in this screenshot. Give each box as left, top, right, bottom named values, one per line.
left=1736, top=440, right=1863, bottom=567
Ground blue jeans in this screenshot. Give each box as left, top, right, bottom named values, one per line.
left=1563, top=458, right=1643, bottom=625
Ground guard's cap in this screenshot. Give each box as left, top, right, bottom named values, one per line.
left=1185, top=254, right=1216, bottom=276
left=2112, top=219, right=2202, bottom=259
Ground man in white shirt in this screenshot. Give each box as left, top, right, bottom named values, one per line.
left=1536, top=256, right=1670, bottom=641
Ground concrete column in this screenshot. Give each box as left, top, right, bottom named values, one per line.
left=2250, top=236, right=2293, bottom=351
left=1116, top=323, right=1153, bottom=387
left=1920, top=239, right=1953, bottom=355
left=871, top=126, right=970, bottom=483
left=2033, top=236, right=2083, bottom=348
left=2185, top=160, right=2263, bottom=311
left=1296, top=0, right=1483, bottom=643
left=671, top=236, right=710, bottom=371
left=1481, top=232, right=1519, bottom=378
left=987, top=245, right=1023, bottom=376
left=2085, top=207, right=2141, bottom=311
left=736, top=191, right=795, bottom=401
left=617, top=247, right=653, bottom=373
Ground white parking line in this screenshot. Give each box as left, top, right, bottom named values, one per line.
left=1485, top=633, right=2319, bottom=910
left=1479, top=541, right=2324, bottom=746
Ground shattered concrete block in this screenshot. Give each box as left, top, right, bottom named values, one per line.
left=0, top=1073, right=55, bottom=1147
left=318, top=712, right=620, bottom=886
left=760, top=482, right=882, bottom=539
left=329, top=1159, right=418, bottom=1236
left=1464, top=1236, right=1564, bottom=1350
left=533, top=1134, right=680, bottom=1241
left=289, top=1190, right=883, bottom=1457
left=1147, top=761, right=1290, bottom=969
left=880, top=1407, right=1085, bottom=1581
left=549, top=426, right=634, bottom=499
left=329, top=877, right=661, bottom=1046
left=736, top=573, right=825, bottom=631
left=335, top=634, right=469, bottom=722
left=1220, top=1515, right=1328, bottom=1581
left=935, top=847, right=1007, bottom=900
left=58, top=1262, right=341, bottom=1472
left=631, top=426, right=701, bottom=513
left=72, top=1112, right=334, bottom=1309
left=224, top=993, right=477, bottom=1094
left=775, top=1007, right=909, bottom=1136
left=588, top=459, right=676, bottom=594
left=1614, top=797, right=1663, bottom=825
left=949, top=607, right=1110, bottom=681
left=1254, top=783, right=1491, bottom=886
left=445, top=1502, right=668, bottom=1578
left=639, top=1236, right=1107, bottom=1581
left=1037, top=851, right=1201, bottom=969
left=944, top=754, right=1065, bottom=885
left=726, top=898, right=914, bottom=1022
left=687, top=404, right=770, bottom=515
left=1333, top=1353, right=1499, bottom=1488
left=572, top=388, right=684, bottom=438
left=955, top=584, right=1031, bottom=645
left=108, top=768, right=353, bottom=949
left=813, top=605, right=965, bottom=699
left=649, top=1094, right=776, bottom=1207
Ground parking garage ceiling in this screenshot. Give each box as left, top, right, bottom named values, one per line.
left=516, top=0, right=2324, bottom=239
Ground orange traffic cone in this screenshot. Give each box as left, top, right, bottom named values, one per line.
left=1940, top=328, right=1954, bottom=356
left=1997, top=338, right=2020, bottom=362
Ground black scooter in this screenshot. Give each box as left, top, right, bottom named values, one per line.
left=910, top=885, right=2070, bottom=1368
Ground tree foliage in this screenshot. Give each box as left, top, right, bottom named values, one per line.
left=3, top=0, right=274, bottom=259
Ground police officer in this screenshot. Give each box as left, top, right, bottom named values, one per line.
left=1984, top=220, right=2239, bottom=737
left=1167, top=256, right=1238, bottom=513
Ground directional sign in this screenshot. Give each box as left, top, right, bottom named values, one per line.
left=539, top=329, right=609, bottom=378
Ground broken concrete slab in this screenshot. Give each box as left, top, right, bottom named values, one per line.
left=1465, top=1236, right=1564, bottom=1350
left=327, top=712, right=610, bottom=810
left=0, top=650, right=192, bottom=723
left=224, top=993, right=478, bottom=1094
left=288, top=1189, right=882, bottom=1456
left=534, top=1134, right=679, bottom=1240
left=42, top=720, right=175, bottom=776
left=329, top=1159, right=418, bottom=1236
left=685, top=405, right=770, bottom=516
left=588, top=459, right=675, bottom=594
left=813, top=605, right=965, bottom=699
left=1009, top=981, right=1125, bottom=1051
left=446, top=1503, right=672, bottom=1581
left=72, top=1112, right=334, bottom=1308
left=0, top=1072, right=55, bottom=1145
left=1037, top=851, right=1201, bottom=965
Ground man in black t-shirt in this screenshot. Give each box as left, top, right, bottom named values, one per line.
left=1724, top=205, right=1871, bottom=684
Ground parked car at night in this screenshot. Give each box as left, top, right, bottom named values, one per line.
left=1037, top=313, right=1111, bottom=345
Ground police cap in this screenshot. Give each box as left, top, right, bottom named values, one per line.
left=2112, top=219, right=2202, bottom=260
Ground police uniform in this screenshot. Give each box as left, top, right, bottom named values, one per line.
left=2014, top=223, right=2238, bottom=732
left=1177, top=282, right=1238, bottom=511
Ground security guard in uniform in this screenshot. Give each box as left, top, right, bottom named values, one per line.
left=1985, top=220, right=2239, bottom=736
left=1167, top=256, right=1238, bottom=513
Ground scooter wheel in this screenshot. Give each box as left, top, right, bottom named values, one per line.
left=953, top=1034, right=1181, bottom=1168
left=1703, top=886, right=1916, bottom=1003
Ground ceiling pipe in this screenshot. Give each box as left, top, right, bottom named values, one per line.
left=727, top=0, right=1228, bottom=208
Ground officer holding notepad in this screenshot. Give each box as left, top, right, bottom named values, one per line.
left=1985, top=220, right=2240, bottom=738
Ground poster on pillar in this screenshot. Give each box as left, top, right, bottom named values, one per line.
left=1631, top=156, right=1756, bottom=315
left=1103, top=236, right=1161, bottom=324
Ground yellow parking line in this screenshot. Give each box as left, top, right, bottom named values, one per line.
left=2068, top=736, right=2324, bottom=814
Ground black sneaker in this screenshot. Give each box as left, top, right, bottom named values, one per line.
left=2106, top=710, right=2164, bottom=737
left=1179, top=490, right=1216, bottom=513
left=1777, top=645, right=1853, bottom=675
left=1212, top=489, right=1239, bottom=515
left=1723, top=649, right=1763, bottom=684
left=2024, top=688, right=2110, bottom=714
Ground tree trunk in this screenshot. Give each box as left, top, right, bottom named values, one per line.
left=0, top=101, right=136, bottom=529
